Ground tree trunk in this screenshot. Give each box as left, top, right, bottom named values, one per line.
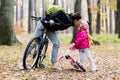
left=0, top=0, right=19, bottom=45
left=87, top=0, right=93, bottom=35
left=28, top=0, right=33, bottom=33
left=0, top=0, right=1, bottom=7
left=53, top=0, right=59, bottom=5
left=109, top=9, right=112, bottom=34
left=33, top=0, right=37, bottom=28
left=96, top=0, right=101, bottom=34
left=105, top=3, right=108, bottom=33
left=116, top=0, right=120, bottom=38
left=71, top=0, right=81, bottom=43
left=16, top=0, right=19, bottom=27
left=42, top=0, right=46, bottom=17
left=20, top=0, right=24, bottom=27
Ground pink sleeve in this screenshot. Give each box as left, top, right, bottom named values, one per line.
left=75, top=30, right=87, bottom=46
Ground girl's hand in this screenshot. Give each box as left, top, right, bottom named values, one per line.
left=70, top=47, right=75, bottom=50
left=71, top=43, right=75, bottom=46
left=69, top=43, right=75, bottom=50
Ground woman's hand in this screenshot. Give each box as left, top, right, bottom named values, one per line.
left=49, top=20, right=54, bottom=26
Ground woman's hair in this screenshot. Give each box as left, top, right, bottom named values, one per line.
left=69, top=12, right=82, bottom=21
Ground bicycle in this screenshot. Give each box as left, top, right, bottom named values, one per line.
left=59, top=49, right=86, bottom=72
left=22, top=16, right=49, bottom=69
left=23, top=14, right=72, bottom=70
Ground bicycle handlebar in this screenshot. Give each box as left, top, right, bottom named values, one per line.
left=31, top=16, right=60, bottom=26
left=31, top=16, right=41, bottom=21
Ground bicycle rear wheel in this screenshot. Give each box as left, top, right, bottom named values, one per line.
left=23, top=37, right=40, bottom=69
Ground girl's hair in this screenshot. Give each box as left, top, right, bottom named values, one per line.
left=69, top=12, right=82, bottom=21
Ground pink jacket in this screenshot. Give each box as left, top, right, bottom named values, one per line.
left=73, top=28, right=89, bottom=49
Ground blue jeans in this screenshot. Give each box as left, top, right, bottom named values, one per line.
left=34, top=21, right=60, bottom=63
left=79, top=48, right=96, bottom=69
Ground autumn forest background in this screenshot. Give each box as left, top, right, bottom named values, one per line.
left=0, top=0, right=120, bottom=80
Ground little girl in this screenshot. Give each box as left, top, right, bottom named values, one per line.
left=70, top=13, right=96, bottom=71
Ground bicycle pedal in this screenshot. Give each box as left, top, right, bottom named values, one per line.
left=39, top=64, right=45, bottom=68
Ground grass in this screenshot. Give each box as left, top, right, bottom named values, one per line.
left=58, top=33, right=72, bottom=44
left=58, top=33, right=120, bottom=44
left=16, top=32, right=120, bottom=44
left=0, top=33, right=120, bottom=64
left=58, top=33, right=120, bottom=52
left=92, top=34, right=120, bottom=43
left=90, top=34, right=120, bottom=51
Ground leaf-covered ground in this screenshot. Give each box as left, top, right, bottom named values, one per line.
left=0, top=33, right=120, bottom=80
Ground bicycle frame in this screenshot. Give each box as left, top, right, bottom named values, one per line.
left=59, top=50, right=76, bottom=62
left=59, top=50, right=86, bottom=71
left=34, top=32, right=48, bottom=68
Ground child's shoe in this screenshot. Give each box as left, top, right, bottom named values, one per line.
left=92, top=64, right=97, bottom=71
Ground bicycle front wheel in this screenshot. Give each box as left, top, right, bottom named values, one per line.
left=76, top=61, right=86, bottom=72
left=23, top=37, right=40, bottom=69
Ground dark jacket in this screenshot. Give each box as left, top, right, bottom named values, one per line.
left=42, top=10, right=72, bottom=31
